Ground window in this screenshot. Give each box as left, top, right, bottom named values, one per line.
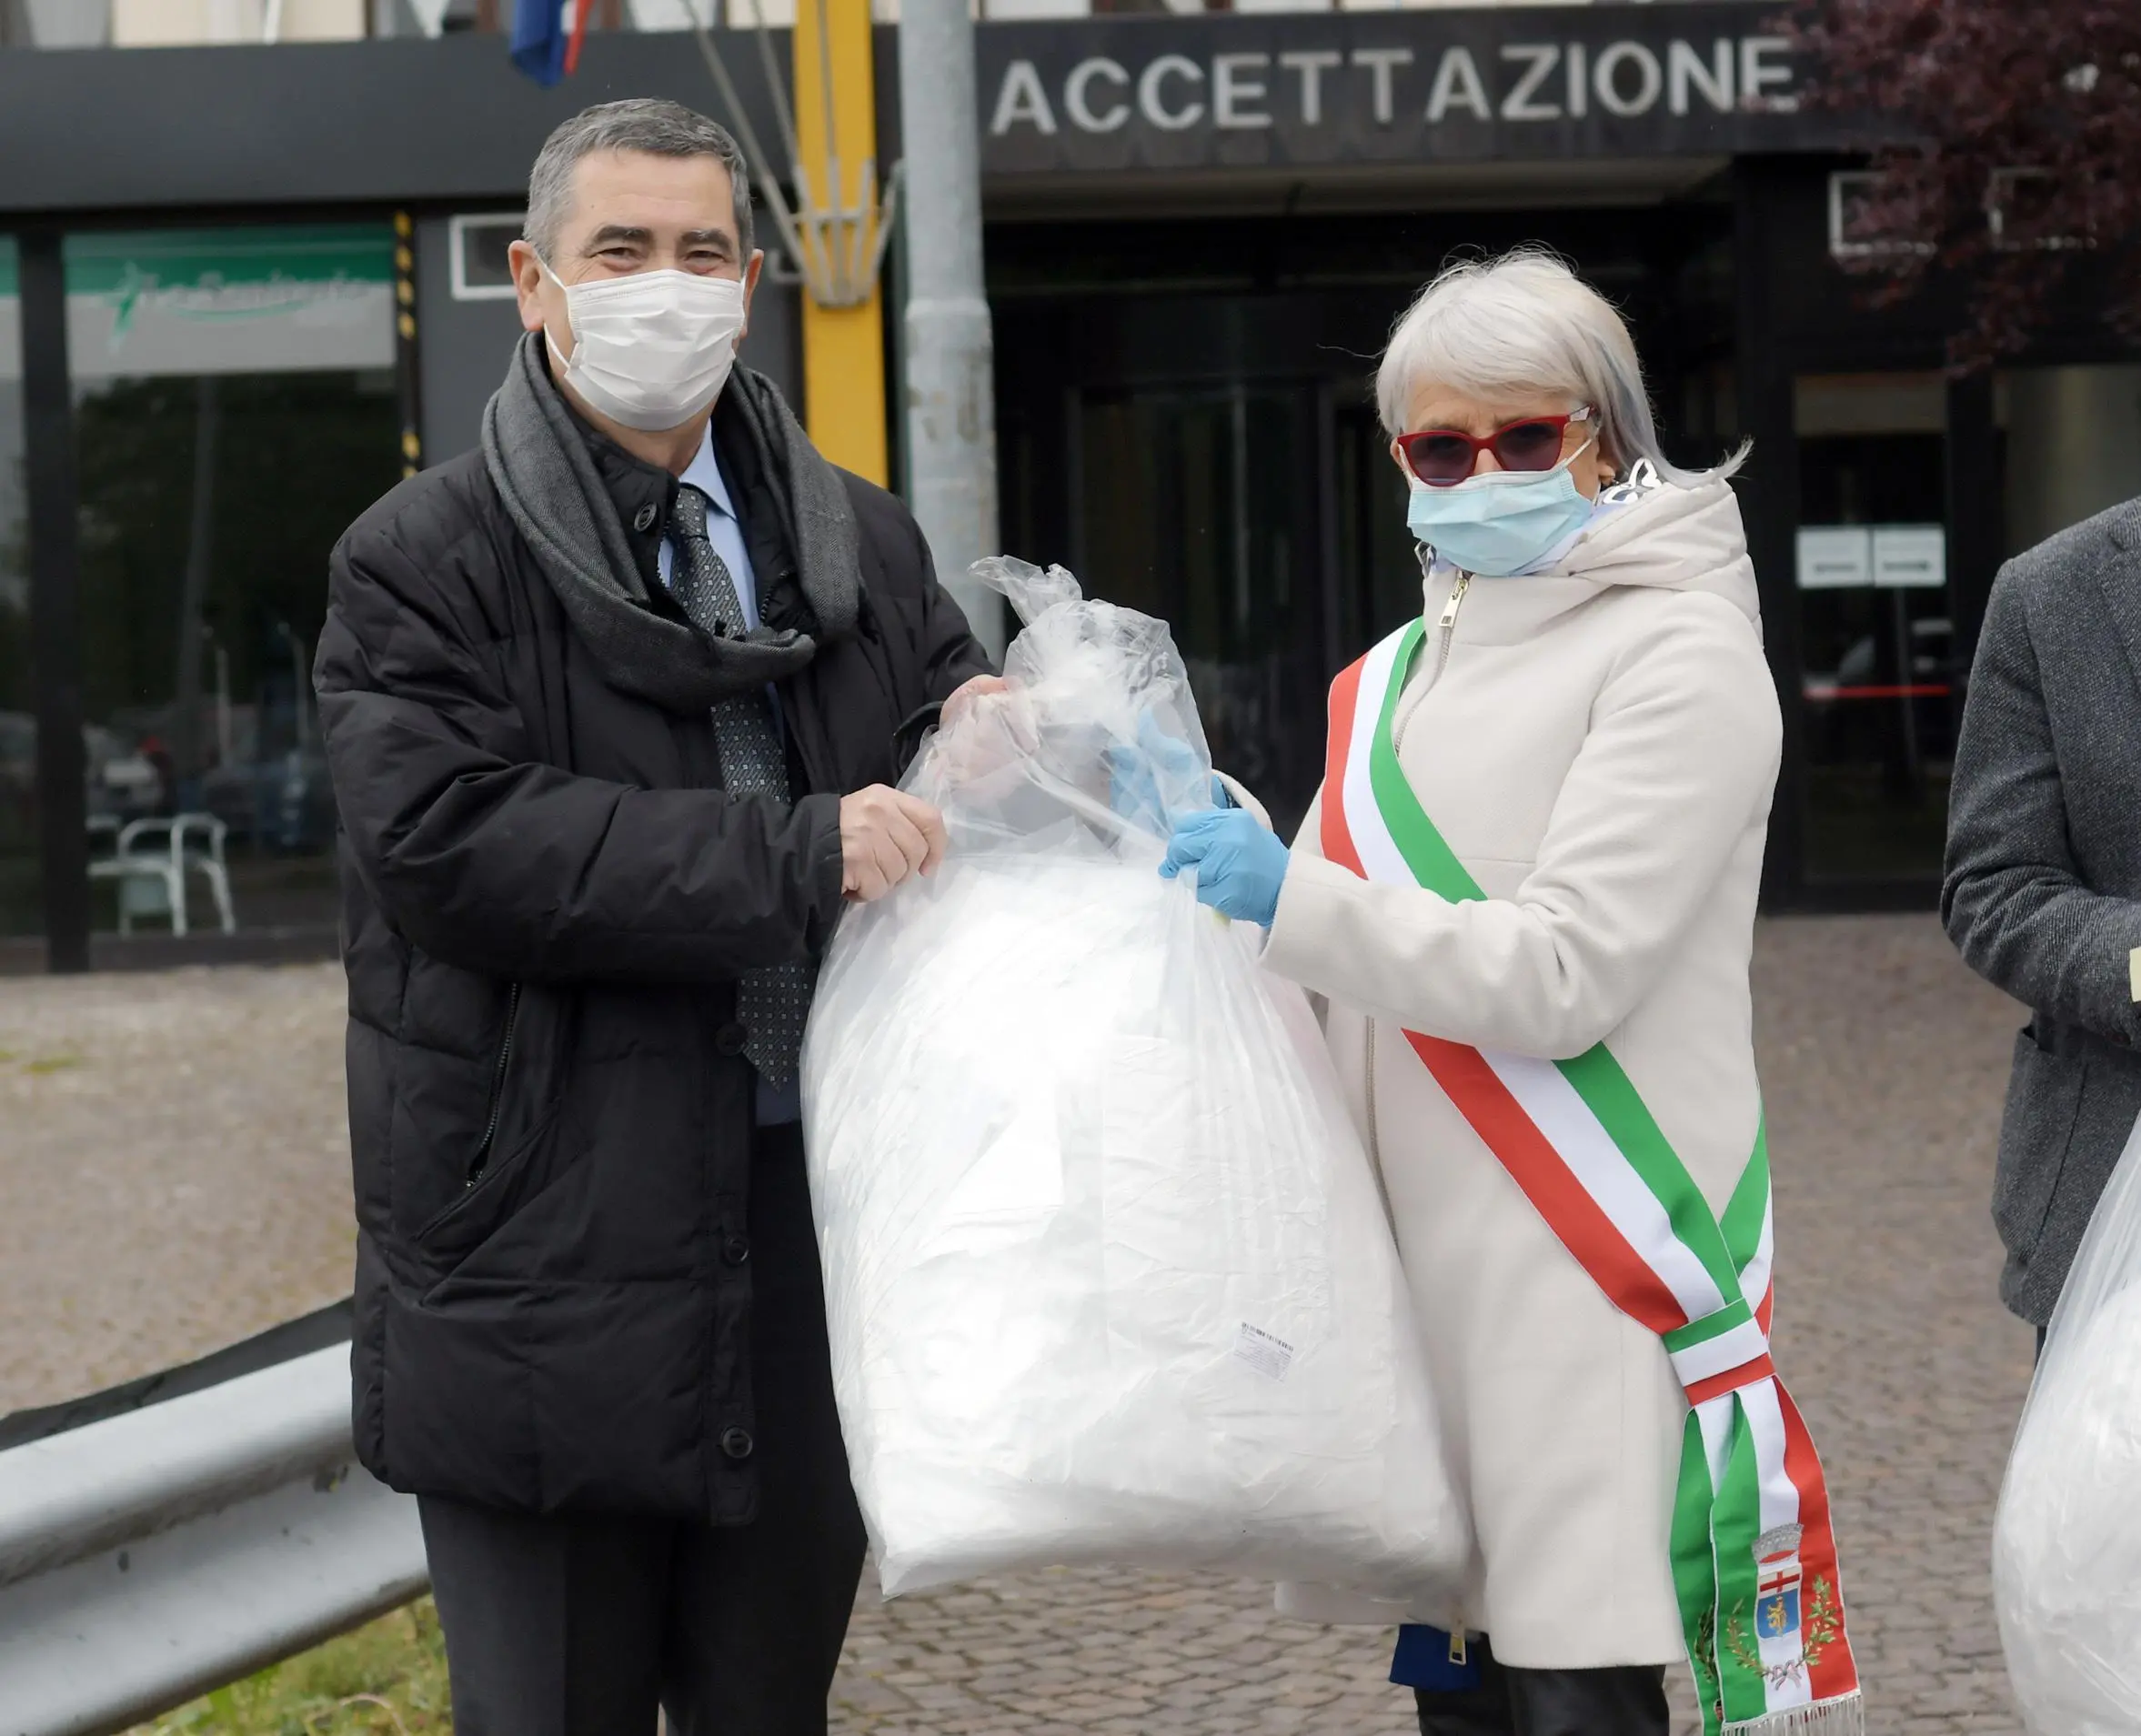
left=66, top=225, right=403, bottom=940
left=449, top=213, right=525, bottom=301
left=1985, top=167, right=2090, bottom=254
left=1334, top=399, right=1416, bottom=654
left=1825, top=171, right=1934, bottom=264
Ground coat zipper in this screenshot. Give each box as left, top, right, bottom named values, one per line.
left=1430, top=571, right=1472, bottom=688
left=467, top=983, right=522, bottom=1188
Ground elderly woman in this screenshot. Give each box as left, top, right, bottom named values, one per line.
left=1162, top=252, right=1863, bottom=1736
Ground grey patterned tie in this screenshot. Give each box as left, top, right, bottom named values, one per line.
left=668, top=484, right=811, bottom=1088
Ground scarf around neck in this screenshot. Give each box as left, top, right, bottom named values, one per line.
left=480, top=332, right=862, bottom=714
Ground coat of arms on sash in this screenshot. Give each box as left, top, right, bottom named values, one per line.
left=1754, top=1525, right=1804, bottom=1652
left=1724, top=1521, right=1844, bottom=1697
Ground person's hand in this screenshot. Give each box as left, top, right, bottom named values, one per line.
left=839, top=785, right=948, bottom=901
left=1109, top=711, right=1221, bottom=834
left=934, top=674, right=1030, bottom=788
left=941, top=673, right=1009, bottom=729
left=1159, top=808, right=1289, bottom=927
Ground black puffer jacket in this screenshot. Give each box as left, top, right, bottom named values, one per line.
left=316, top=391, right=988, bottom=1524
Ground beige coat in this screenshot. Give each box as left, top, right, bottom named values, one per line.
left=1261, top=476, right=1782, bottom=1669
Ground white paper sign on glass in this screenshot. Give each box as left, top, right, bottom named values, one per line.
left=1872, top=524, right=1946, bottom=590
left=1795, top=526, right=1873, bottom=590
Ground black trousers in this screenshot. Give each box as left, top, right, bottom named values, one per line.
left=419, top=1125, right=867, bottom=1736
left=1414, top=1635, right=1671, bottom=1736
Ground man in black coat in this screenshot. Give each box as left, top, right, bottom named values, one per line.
left=1945, top=494, right=2141, bottom=1340
left=316, top=98, right=996, bottom=1734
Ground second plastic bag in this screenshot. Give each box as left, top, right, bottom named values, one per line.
left=800, top=559, right=1465, bottom=1603
left=1995, top=1109, right=2141, bottom=1734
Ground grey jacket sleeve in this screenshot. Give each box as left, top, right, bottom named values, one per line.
left=1942, top=567, right=2141, bottom=1044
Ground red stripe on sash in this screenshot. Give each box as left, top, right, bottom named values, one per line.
left=1325, top=646, right=1684, bottom=1339
left=1683, top=1355, right=1777, bottom=1408
left=1322, top=656, right=1369, bottom=877
left=1403, top=1030, right=1688, bottom=1337
left=1777, top=1383, right=1859, bottom=1699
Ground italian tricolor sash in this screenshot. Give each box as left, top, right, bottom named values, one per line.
left=1324, top=619, right=1863, bottom=1736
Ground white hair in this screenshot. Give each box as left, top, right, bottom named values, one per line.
left=1374, top=249, right=1744, bottom=487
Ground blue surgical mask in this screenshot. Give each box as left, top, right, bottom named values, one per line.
left=1405, top=443, right=1598, bottom=577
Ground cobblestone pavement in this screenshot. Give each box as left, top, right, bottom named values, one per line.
left=1, top=918, right=2034, bottom=1732
left=0, top=963, right=352, bottom=1413
left=1749, top=917, right=2034, bottom=1736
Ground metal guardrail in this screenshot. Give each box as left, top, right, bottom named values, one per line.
left=0, top=1343, right=428, bottom=1736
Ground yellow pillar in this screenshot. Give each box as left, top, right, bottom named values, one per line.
left=793, top=0, right=889, bottom=487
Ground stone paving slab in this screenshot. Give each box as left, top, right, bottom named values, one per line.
left=0, top=917, right=2035, bottom=1731
left=0, top=962, right=352, bottom=1413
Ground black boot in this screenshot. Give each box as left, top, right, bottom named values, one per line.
left=1413, top=1635, right=1513, bottom=1736
left=1414, top=1638, right=1670, bottom=1736
left=1504, top=1661, right=1670, bottom=1736
left=1414, top=1677, right=1516, bottom=1734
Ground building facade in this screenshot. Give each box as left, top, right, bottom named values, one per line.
left=2, top=0, right=2137, bottom=966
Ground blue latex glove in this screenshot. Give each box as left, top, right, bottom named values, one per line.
left=1108, top=711, right=1227, bottom=834
left=1159, top=807, right=1289, bottom=928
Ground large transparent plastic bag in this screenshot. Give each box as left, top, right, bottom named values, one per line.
left=800, top=558, right=1465, bottom=1602
left=1995, top=1110, right=2141, bottom=1733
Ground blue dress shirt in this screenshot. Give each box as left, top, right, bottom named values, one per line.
left=658, top=422, right=760, bottom=628
left=658, top=422, right=803, bottom=1129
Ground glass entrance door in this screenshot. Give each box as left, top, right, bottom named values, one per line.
left=1334, top=401, right=1422, bottom=651
left=1071, top=385, right=1324, bottom=835
left=1792, top=373, right=1958, bottom=884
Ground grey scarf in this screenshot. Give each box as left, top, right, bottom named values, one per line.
left=480, top=333, right=862, bottom=714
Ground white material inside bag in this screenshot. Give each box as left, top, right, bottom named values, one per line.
left=800, top=558, right=1465, bottom=1602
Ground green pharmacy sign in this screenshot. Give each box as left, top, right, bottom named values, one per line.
left=19, top=225, right=398, bottom=383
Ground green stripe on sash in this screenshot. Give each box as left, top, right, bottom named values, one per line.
left=1712, top=1420, right=1772, bottom=1727
left=1556, top=1048, right=1743, bottom=1302
left=1664, top=1298, right=1757, bottom=1356
left=1722, top=1122, right=1772, bottom=1270
left=1365, top=622, right=1487, bottom=905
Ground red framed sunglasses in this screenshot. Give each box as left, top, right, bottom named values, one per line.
left=1397, top=406, right=1594, bottom=487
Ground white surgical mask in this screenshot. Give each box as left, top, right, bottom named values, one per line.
left=540, top=259, right=747, bottom=433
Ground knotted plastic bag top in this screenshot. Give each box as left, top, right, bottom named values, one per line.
left=908, top=557, right=1214, bottom=862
